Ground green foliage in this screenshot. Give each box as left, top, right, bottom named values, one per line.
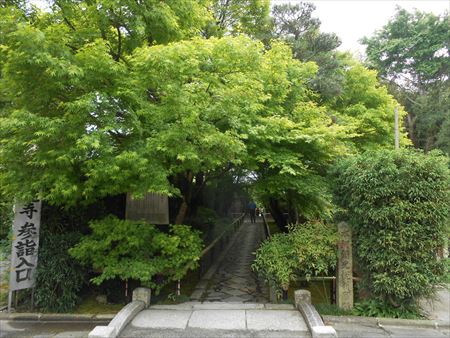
left=271, top=2, right=343, bottom=100
left=188, top=207, right=218, bottom=228
left=0, top=0, right=210, bottom=207
left=205, top=0, right=271, bottom=39
left=253, top=221, right=337, bottom=293
left=353, top=299, right=422, bottom=319
left=443, top=258, right=450, bottom=284
left=252, top=232, right=297, bottom=292
left=362, top=8, right=448, bottom=88
left=327, top=58, right=410, bottom=152
left=69, top=216, right=203, bottom=294
left=0, top=199, right=12, bottom=241
left=35, top=232, right=86, bottom=313
left=334, top=149, right=449, bottom=305
left=0, top=3, right=406, bottom=230
left=362, top=8, right=450, bottom=153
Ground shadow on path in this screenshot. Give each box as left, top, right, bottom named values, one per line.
left=201, top=219, right=268, bottom=303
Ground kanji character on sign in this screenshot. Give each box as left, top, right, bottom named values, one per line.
left=19, top=203, right=38, bottom=219
left=16, top=268, right=33, bottom=283
left=17, top=222, right=37, bottom=239
left=15, top=239, right=37, bottom=257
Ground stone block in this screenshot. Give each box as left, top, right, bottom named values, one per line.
left=96, top=295, right=108, bottom=304
left=295, top=289, right=311, bottom=307
left=311, top=325, right=337, bottom=338
left=132, top=288, right=151, bottom=308
left=88, top=326, right=116, bottom=338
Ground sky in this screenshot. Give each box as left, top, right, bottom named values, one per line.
left=272, top=0, right=449, bottom=57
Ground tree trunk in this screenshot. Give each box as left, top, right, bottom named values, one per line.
left=175, top=199, right=189, bottom=225
left=268, top=198, right=287, bottom=231
left=406, top=113, right=418, bottom=148
left=174, top=171, right=194, bottom=225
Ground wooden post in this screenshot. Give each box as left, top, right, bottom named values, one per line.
left=7, top=291, right=13, bottom=312
left=14, top=290, right=19, bottom=309
left=31, top=287, right=35, bottom=310
left=337, top=222, right=354, bottom=310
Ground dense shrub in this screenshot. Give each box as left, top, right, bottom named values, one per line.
left=252, top=221, right=337, bottom=295
left=334, top=149, right=449, bottom=306
left=353, top=299, right=422, bottom=319
left=69, top=216, right=203, bottom=294
left=0, top=199, right=13, bottom=241
left=35, top=232, right=86, bottom=312
left=187, top=206, right=218, bottom=229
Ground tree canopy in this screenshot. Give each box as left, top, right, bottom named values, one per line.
left=362, top=8, right=450, bottom=153
left=0, top=1, right=407, bottom=226
left=271, top=2, right=343, bottom=101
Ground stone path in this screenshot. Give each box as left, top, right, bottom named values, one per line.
left=201, top=220, right=268, bottom=303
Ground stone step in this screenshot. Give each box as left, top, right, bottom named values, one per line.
left=121, top=327, right=310, bottom=337
left=149, top=302, right=295, bottom=311
left=123, top=307, right=309, bottom=335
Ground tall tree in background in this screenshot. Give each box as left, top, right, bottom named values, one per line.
left=204, top=0, right=271, bottom=39
left=271, top=2, right=343, bottom=101
left=362, top=8, right=450, bottom=153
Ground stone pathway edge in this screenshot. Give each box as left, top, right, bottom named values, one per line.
left=294, top=290, right=338, bottom=338
left=323, top=315, right=450, bottom=329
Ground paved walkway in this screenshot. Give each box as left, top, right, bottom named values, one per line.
left=330, top=321, right=449, bottom=338
left=420, top=286, right=450, bottom=326
left=0, top=320, right=97, bottom=337
left=120, top=302, right=310, bottom=338
left=201, top=220, right=268, bottom=303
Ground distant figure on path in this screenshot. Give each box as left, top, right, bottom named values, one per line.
left=248, top=201, right=257, bottom=223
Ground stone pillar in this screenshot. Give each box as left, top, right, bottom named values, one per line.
left=132, top=287, right=151, bottom=308
left=295, top=289, right=311, bottom=308
left=336, top=222, right=353, bottom=310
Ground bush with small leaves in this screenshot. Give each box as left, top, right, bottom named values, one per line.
left=334, top=149, right=449, bottom=307
left=69, top=216, right=203, bottom=295
left=35, top=232, right=86, bottom=312
left=252, top=221, right=337, bottom=295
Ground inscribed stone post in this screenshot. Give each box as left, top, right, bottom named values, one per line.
left=9, top=201, right=42, bottom=292
left=336, top=221, right=353, bottom=310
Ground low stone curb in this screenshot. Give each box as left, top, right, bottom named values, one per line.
left=295, top=290, right=337, bottom=338
left=89, top=300, right=145, bottom=338
left=0, top=312, right=114, bottom=323
left=323, top=315, right=450, bottom=329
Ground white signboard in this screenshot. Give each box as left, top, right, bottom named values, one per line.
left=9, top=201, right=42, bottom=291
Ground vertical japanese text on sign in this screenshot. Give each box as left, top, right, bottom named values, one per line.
left=9, top=201, right=42, bottom=291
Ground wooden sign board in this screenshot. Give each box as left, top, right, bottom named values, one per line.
left=125, top=193, right=169, bottom=224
